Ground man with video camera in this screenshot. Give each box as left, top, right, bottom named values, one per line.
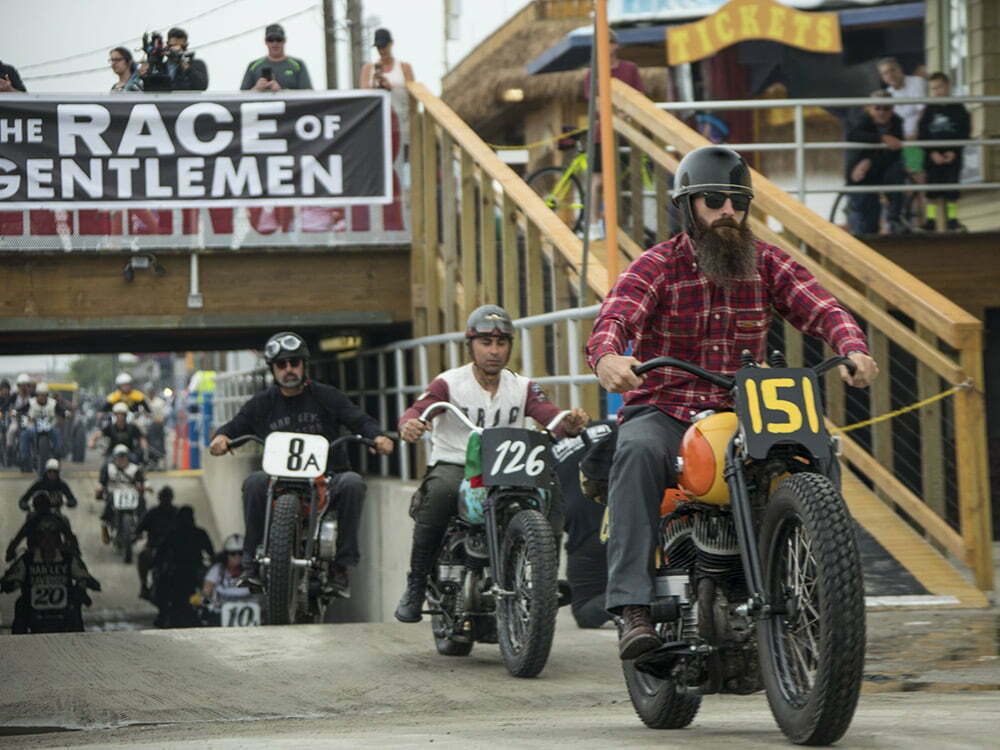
left=139, top=27, right=208, bottom=92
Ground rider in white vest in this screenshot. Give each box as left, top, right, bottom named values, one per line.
left=393, top=305, right=589, bottom=623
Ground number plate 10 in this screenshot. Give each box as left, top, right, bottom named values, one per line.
left=263, top=432, right=329, bottom=478
left=481, top=428, right=555, bottom=489
left=734, top=368, right=830, bottom=461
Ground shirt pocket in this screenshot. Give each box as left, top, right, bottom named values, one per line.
left=732, top=309, right=771, bottom=359
left=663, top=312, right=702, bottom=354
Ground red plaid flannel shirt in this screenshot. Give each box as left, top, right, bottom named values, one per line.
left=586, top=233, right=870, bottom=422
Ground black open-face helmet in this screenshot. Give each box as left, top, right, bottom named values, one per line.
left=264, top=331, right=310, bottom=365
left=465, top=305, right=515, bottom=340
left=671, top=146, right=753, bottom=229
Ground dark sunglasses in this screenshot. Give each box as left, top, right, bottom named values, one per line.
left=274, top=358, right=303, bottom=370
left=697, top=191, right=751, bottom=211
left=266, top=36, right=284, bottom=42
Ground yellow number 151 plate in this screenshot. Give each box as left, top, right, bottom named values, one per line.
left=733, top=368, right=830, bottom=460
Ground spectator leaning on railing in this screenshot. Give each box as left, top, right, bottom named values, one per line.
left=0, top=59, right=26, bottom=92
left=844, top=90, right=905, bottom=237
left=139, top=28, right=208, bottom=92
left=878, top=57, right=926, bottom=180
left=240, top=23, right=312, bottom=92
left=917, top=72, right=970, bottom=231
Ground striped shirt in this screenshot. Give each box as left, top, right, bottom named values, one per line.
left=586, top=233, right=869, bottom=422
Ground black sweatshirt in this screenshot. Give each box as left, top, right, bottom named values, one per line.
left=18, top=477, right=78, bottom=510
left=845, top=110, right=904, bottom=183
left=215, top=381, right=383, bottom=472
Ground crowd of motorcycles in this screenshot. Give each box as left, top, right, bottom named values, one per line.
left=1, top=392, right=242, bottom=634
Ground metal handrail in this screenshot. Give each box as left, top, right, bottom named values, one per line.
left=653, top=93, right=999, bottom=202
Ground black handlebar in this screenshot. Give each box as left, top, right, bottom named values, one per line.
left=631, top=354, right=857, bottom=390
left=227, top=433, right=383, bottom=451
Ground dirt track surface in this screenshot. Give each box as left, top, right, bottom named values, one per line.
left=2, top=609, right=999, bottom=749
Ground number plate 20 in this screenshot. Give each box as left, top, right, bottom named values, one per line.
left=481, top=428, right=555, bottom=489
left=262, top=432, right=329, bottom=479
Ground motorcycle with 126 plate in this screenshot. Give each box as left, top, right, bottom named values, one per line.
left=619, top=352, right=865, bottom=746
left=228, top=431, right=376, bottom=625
left=417, top=401, right=570, bottom=678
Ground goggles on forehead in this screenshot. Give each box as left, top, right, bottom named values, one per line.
left=265, top=334, right=303, bottom=360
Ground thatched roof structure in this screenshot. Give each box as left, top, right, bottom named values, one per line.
left=443, top=2, right=668, bottom=132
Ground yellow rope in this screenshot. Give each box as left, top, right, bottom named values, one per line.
left=839, top=380, right=971, bottom=433
left=488, top=125, right=589, bottom=151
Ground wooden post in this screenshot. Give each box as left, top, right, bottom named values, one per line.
left=655, top=158, right=670, bottom=243
left=629, top=142, right=643, bottom=247
left=460, top=151, right=478, bottom=316
left=916, top=324, right=946, bottom=525
left=954, top=336, right=994, bottom=591
left=500, top=193, right=521, bottom=371
left=595, top=0, right=619, bottom=285
left=480, top=173, right=498, bottom=305
left=440, top=132, right=458, bottom=334
left=409, top=93, right=427, bottom=339
left=866, top=290, right=893, bottom=505
left=525, top=223, right=547, bottom=379
left=421, top=110, right=442, bottom=376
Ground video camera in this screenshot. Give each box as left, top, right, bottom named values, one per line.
left=140, top=31, right=196, bottom=92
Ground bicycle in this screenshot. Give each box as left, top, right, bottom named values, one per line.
left=525, top=129, right=655, bottom=236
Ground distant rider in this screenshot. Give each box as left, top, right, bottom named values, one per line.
left=17, top=458, right=78, bottom=512
left=102, top=372, right=152, bottom=414
left=6, top=493, right=80, bottom=561
left=1, top=513, right=100, bottom=633
left=200, top=533, right=251, bottom=625
left=18, top=383, right=65, bottom=467
left=394, top=305, right=588, bottom=623
left=134, top=485, right=179, bottom=601
left=5, top=374, right=33, bottom=450
left=209, top=331, right=394, bottom=597
left=91, top=401, right=147, bottom=462
left=96, top=444, right=146, bottom=545
left=152, top=505, right=214, bottom=628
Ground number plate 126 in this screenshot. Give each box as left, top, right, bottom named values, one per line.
left=480, top=428, right=554, bottom=488
left=262, top=432, right=330, bottom=478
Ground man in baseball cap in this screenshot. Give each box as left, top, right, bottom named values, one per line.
left=241, top=22, right=313, bottom=91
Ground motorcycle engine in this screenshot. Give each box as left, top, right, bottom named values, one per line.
left=317, top=519, right=337, bottom=561
left=692, top=512, right=745, bottom=598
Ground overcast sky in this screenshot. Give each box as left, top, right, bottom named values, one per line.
left=2, top=0, right=527, bottom=95
left=1, top=1, right=527, bottom=373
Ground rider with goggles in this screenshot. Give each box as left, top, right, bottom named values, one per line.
left=393, top=305, right=589, bottom=623
left=587, top=145, right=879, bottom=660
left=210, top=331, right=394, bottom=595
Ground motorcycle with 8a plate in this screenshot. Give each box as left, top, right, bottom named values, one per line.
left=418, top=401, right=570, bottom=679
left=620, top=352, right=865, bottom=746
left=227, top=432, right=376, bottom=625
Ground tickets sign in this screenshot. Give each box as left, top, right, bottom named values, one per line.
left=666, top=0, right=842, bottom=65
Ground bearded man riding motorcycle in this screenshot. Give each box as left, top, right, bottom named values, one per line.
left=394, top=305, right=589, bottom=623
left=586, top=145, right=879, bottom=660
left=209, top=331, right=394, bottom=595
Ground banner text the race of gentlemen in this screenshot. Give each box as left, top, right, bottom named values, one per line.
left=0, top=92, right=392, bottom=209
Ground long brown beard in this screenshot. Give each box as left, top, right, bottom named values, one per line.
left=690, top=214, right=757, bottom=287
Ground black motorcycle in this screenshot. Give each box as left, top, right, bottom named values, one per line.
left=619, top=352, right=865, bottom=746
left=417, top=401, right=570, bottom=678
left=228, top=432, right=377, bottom=625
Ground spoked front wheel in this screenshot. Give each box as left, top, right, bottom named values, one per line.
left=758, top=473, right=865, bottom=745
left=496, top=509, right=558, bottom=678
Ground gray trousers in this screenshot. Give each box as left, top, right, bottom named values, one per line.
left=411, top=462, right=564, bottom=545
left=605, top=407, right=688, bottom=613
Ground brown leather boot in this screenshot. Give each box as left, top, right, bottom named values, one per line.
left=618, top=605, right=660, bottom=660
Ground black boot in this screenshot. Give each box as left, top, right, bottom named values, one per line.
left=395, top=523, right=444, bottom=623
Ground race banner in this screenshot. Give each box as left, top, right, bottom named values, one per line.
left=0, top=91, right=393, bottom=210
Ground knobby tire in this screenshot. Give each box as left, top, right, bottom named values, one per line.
left=758, top=473, right=865, bottom=746
left=266, top=494, right=302, bottom=626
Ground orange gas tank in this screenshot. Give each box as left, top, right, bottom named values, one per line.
left=676, top=412, right=738, bottom=505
